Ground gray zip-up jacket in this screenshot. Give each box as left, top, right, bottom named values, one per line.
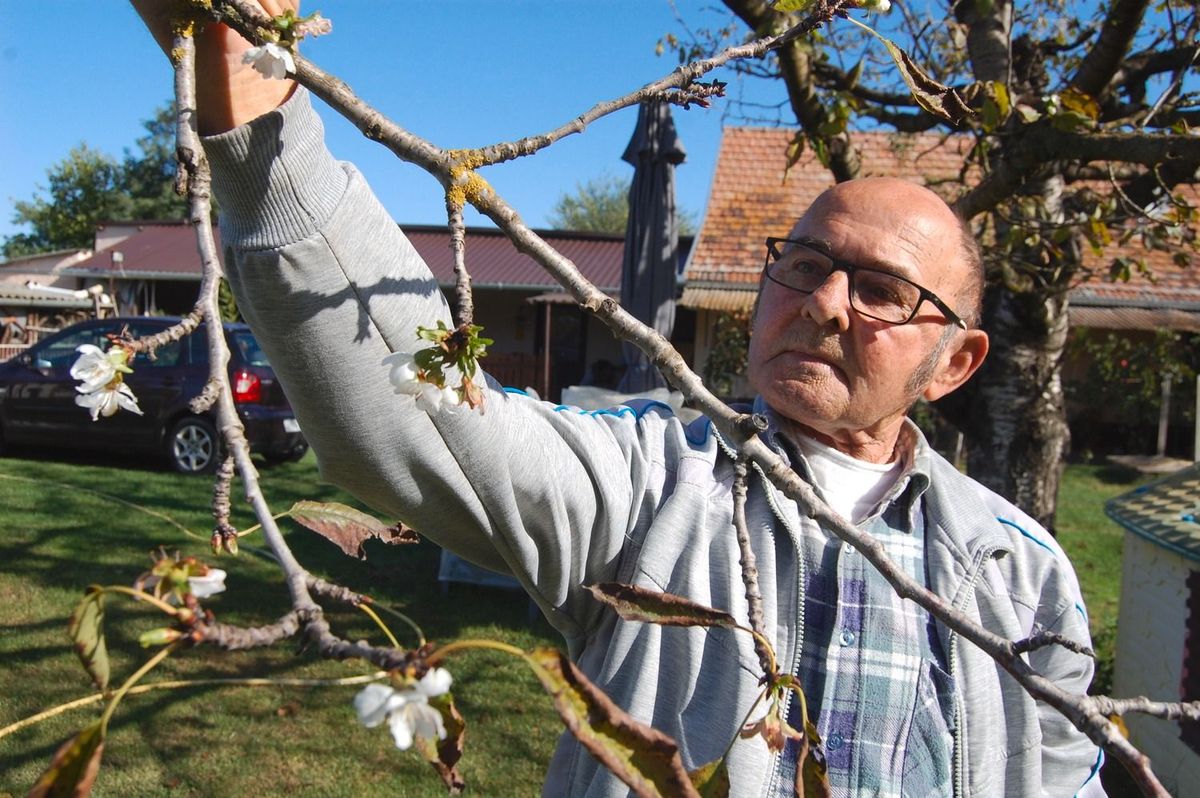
left=205, top=89, right=1104, bottom=797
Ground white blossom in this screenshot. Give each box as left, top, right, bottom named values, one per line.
left=75, top=381, right=143, bottom=421
left=70, top=344, right=131, bottom=392
left=383, top=352, right=423, bottom=395
left=414, top=382, right=462, bottom=414
left=354, top=668, right=453, bottom=751
left=242, top=42, right=296, bottom=80
left=189, top=568, right=227, bottom=599
left=860, top=0, right=891, bottom=11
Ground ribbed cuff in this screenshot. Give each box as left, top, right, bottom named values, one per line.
left=202, top=86, right=348, bottom=250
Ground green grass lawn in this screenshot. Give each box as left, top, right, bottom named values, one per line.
left=0, top=449, right=560, bottom=797
left=0, top=450, right=1148, bottom=797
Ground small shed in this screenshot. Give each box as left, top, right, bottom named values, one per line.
left=1107, top=463, right=1200, bottom=793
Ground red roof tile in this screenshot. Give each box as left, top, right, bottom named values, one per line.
left=686, top=127, right=1199, bottom=313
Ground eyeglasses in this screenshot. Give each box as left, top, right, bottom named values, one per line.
left=763, top=237, right=967, bottom=330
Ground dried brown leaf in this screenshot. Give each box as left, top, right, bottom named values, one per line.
left=287, top=501, right=417, bottom=559
left=415, top=693, right=466, bottom=794
left=586, top=582, right=740, bottom=630
left=526, top=647, right=698, bottom=798
left=874, top=36, right=975, bottom=125
left=29, top=721, right=105, bottom=798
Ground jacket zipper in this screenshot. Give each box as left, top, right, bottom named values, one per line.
left=947, top=544, right=998, bottom=798
left=756, top=464, right=804, bottom=798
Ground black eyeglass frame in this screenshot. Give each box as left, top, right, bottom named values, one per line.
left=763, top=236, right=968, bottom=330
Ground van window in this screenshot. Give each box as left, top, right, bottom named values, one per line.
left=232, top=332, right=270, bottom=366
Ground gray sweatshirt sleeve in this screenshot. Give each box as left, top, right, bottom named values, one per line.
left=202, top=88, right=664, bottom=643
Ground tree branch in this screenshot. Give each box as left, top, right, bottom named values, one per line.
left=1070, top=0, right=1150, bottom=99
left=723, top=0, right=862, bottom=182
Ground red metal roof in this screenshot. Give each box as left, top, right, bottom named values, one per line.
left=65, top=222, right=630, bottom=291
left=685, top=127, right=1200, bottom=316
left=403, top=225, right=624, bottom=291
left=68, top=223, right=223, bottom=279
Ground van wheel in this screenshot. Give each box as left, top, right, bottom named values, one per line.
left=167, top=416, right=219, bottom=474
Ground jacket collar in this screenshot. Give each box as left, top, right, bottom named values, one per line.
left=750, top=396, right=1010, bottom=568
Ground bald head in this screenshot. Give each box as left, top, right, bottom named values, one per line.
left=797, top=178, right=983, bottom=328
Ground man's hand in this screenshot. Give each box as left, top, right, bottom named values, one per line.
left=129, top=0, right=298, bottom=135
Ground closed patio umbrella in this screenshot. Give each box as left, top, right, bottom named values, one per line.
left=617, top=100, right=686, bottom=393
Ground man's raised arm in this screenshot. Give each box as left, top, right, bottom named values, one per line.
left=127, top=1, right=677, bottom=646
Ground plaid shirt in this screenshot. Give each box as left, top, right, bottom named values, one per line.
left=772, top=431, right=956, bottom=797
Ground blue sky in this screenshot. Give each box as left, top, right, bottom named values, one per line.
left=0, top=1, right=791, bottom=243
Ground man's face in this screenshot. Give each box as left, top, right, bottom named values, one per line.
left=746, top=179, right=971, bottom=455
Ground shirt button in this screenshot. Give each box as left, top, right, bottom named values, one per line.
left=839, top=629, right=856, bottom=646
left=827, top=733, right=845, bottom=750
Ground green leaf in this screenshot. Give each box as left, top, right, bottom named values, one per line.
left=981, top=97, right=1000, bottom=133
left=525, top=647, right=698, bottom=797
left=414, top=693, right=467, bottom=794
left=772, top=0, right=815, bottom=11
left=1050, top=110, right=1094, bottom=132
left=689, top=757, right=730, bottom=797
left=67, top=589, right=109, bottom=691
left=29, top=721, right=105, bottom=798
left=287, top=501, right=418, bottom=560
left=587, top=583, right=740, bottom=630
left=990, top=81, right=1011, bottom=118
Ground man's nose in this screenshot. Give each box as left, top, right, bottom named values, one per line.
left=800, top=269, right=852, bottom=332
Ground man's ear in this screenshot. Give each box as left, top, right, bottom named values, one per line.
left=923, top=329, right=989, bottom=402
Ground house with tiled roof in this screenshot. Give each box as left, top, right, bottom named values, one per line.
left=682, top=127, right=1199, bottom=454
left=36, top=220, right=695, bottom=402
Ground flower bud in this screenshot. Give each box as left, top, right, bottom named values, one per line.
left=139, top=627, right=183, bottom=648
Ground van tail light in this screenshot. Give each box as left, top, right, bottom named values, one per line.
left=233, top=369, right=262, bottom=404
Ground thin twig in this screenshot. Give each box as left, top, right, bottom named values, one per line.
left=445, top=202, right=473, bottom=327
left=210, top=455, right=238, bottom=554
left=731, top=455, right=774, bottom=680
left=1012, top=627, right=1095, bottom=658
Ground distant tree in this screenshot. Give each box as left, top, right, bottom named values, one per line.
left=121, top=104, right=187, bottom=221
left=3, top=103, right=187, bottom=260
left=548, top=174, right=631, bottom=234
left=548, top=173, right=697, bottom=235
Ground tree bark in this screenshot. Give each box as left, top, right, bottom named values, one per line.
left=963, top=282, right=1071, bottom=531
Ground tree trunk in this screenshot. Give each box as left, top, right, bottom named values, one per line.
left=961, top=276, right=1071, bottom=533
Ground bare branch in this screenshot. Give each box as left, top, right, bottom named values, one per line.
left=199, top=612, right=304, bottom=650
left=172, top=29, right=319, bottom=618
left=445, top=202, right=473, bottom=328
left=731, top=453, right=774, bottom=679
left=1012, top=628, right=1095, bottom=658
left=1070, top=0, right=1150, bottom=99
left=1092, top=696, right=1200, bottom=724
left=723, top=0, right=862, bottom=182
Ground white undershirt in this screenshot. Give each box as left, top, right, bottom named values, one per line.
left=793, top=434, right=907, bottom=524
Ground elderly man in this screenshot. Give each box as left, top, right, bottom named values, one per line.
left=133, top=3, right=1105, bottom=796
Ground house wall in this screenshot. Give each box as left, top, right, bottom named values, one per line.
left=0, top=250, right=89, bottom=290
left=1112, top=533, right=1200, bottom=793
